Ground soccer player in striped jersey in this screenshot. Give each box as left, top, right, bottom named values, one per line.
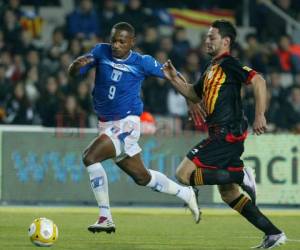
left=162, top=20, right=286, bottom=249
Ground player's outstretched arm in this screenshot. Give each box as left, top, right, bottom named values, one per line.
left=162, top=59, right=200, bottom=103
left=251, top=74, right=267, bottom=135
left=68, top=55, right=94, bottom=77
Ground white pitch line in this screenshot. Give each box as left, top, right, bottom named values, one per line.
left=287, top=239, right=300, bottom=243
left=239, top=236, right=300, bottom=243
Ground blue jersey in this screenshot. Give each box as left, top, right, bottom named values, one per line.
left=79, top=43, right=165, bottom=121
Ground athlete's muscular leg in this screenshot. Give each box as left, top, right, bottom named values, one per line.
left=219, top=183, right=282, bottom=235
left=83, top=134, right=116, bottom=223
left=176, top=158, right=243, bottom=186
left=175, top=157, right=197, bottom=185
left=82, top=134, right=116, bottom=166
left=117, top=153, right=196, bottom=212
left=218, top=183, right=241, bottom=204
left=116, top=154, right=151, bottom=185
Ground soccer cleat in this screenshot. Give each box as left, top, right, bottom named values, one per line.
left=240, top=167, right=257, bottom=205
left=186, top=187, right=201, bottom=224
left=87, top=216, right=116, bottom=234
left=251, top=232, right=287, bottom=249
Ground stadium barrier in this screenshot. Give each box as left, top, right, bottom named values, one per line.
left=0, top=126, right=299, bottom=205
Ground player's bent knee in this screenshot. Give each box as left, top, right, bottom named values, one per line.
left=133, top=172, right=151, bottom=186
left=82, top=151, right=96, bottom=167
left=219, top=189, right=241, bottom=204
left=175, top=168, right=189, bottom=185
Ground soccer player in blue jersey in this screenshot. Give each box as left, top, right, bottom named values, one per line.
left=68, top=22, right=200, bottom=233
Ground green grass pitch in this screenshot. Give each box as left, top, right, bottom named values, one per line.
left=0, top=206, right=299, bottom=250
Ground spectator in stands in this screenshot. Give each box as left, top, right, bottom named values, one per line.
left=68, top=38, right=83, bottom=59
left=182, top=50, right=201, bottom=83
left=4, top=81, right=34, bottom=124
left=275, top=0, right=297, bottom=18
left=141, top=49, right=170, bottom=115
left=138, top=26, right=159, bottom=55
left=25, top=49, right=40, bottom=71
left=10, top=54, right=25, bottom=83
left=76, top=80, right=93, bottom=115
left=142, top=77, right=170, bottom=115
left=119, top=0, right=157, bottom=35
left=47, top=27, right=68, bottom=61
left=277, top=86, right=300, bottom=132
left=253, top=0, right=286, bottom=42
left=0, top=50, right=15, bottom=80
left=167, top=88, right=188, bottom=119
left=66, top=0, right=101, bottom=39
left=98, top=0, right=121, bottom=39
left=268, top=71, right=287, bottom=102
left=24, top=65, right=39, bottom=102
left=44, top=27, right=68, bottom=75
left=265, top=89, right=283, bottom=132
left=37, top=76, right=61, bottom=127
left=275, top=35, right=297, bottom=73
left=1, top=9, right=22, bottom=52
left=0, top=31, right=7, bottom=52
left=159, top=36, right=181, bottom=68
left=0, top=64, right=12, bottom=106
left=59, top=52, right=72, bottom=74
left=15, top=30, right=37, bottom=55
left=56, top=95, right=88, bottom=128
left=56, top=69, right=72, bottom=95
left=0, top=0, right=22, bottom=23
left=172, top=27, right=191, bottom=62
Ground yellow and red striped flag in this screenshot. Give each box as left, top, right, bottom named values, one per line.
left=168, top=8, right=235, bottom=29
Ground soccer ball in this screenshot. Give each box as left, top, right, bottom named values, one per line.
left=28, top=218, right=58, bottom=247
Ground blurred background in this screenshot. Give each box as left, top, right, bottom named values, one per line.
left=0, top=0, right=299, bottom=207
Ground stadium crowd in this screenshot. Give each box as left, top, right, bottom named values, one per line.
left=0, top=0, right=300, bottom=133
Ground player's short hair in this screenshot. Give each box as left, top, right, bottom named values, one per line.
left=211, top=20, right=236, bottom=47
left=112, top=22, right=135, bottom=37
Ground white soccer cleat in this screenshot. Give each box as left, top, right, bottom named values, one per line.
left=251, top=232, right=287, bottom=249
left=186, top=187, right=201, bottom=224
left=241, top=167, right=257, bottom=205
left=87, top=216, right=116, bottom=234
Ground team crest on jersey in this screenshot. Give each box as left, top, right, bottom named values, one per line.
left=111, top=69, right=123, bottom=82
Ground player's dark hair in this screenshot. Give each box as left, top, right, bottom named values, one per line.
left=211, top=20, right=236, bottom=47
left=112, top=22, right=135, bottom=37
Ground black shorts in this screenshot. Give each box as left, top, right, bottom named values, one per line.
left=186, top=128, right=247, bottom=172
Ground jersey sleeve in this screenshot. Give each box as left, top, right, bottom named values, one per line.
left=221, top=59, right=257, bottom=85
left=142, top=55, right=165, bottom=78
left=79, top=44, right=101, bottom=75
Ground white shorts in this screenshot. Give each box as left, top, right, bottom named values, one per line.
left=98, top=115, right=142, bottom=162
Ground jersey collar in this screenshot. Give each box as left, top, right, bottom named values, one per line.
left=113, top=50, right=132, bottom=62
left=212, top=52, right=230, bottom=64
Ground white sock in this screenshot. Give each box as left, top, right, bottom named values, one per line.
left=87, top=163, right=112, bottom=220
left=146, top=169, right=191, bottom=203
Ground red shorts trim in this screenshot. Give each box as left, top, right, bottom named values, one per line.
left=192, top=157, right=243, bottom=172
left=225, top=131, right=248, bottom=143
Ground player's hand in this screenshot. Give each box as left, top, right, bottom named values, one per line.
left=188, top=101, right=207, bottom=126
left=162, top=59, right=177, bottom=81
left=253, top=114, right=267, bottom=135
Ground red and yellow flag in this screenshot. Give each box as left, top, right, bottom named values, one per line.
left=168, top=8, right=235, bottom=29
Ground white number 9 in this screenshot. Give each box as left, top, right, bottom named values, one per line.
left=108, top=85, right=116, bottom=100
